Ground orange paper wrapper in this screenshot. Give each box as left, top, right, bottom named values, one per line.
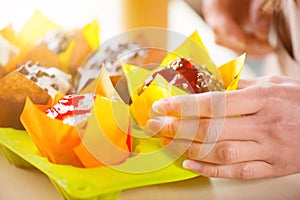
left=20, top=68, right=131, bottom=168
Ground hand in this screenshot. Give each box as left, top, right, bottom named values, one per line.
left=146, top=76, right=300, bottom=179
left=201, top=0, right=273, bottom=56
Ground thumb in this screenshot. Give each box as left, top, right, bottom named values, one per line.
left=250, top=0, right=273, bottom=41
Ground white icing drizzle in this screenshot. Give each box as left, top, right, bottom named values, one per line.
left=17, top=61, right=72, bottom=99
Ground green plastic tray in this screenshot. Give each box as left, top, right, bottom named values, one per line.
left=0, top=128, right=198, bottom=200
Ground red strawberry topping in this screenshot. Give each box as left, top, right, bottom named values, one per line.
left=45, top=93, right=96, bottom=126
left=144, top=57, right=223, bottom=93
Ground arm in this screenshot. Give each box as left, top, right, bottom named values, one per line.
left=186, top=0, right=274, bottom=57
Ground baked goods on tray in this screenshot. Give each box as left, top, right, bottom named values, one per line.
left=20, top=67, right=132, bottom=168
left=0, top=10, right=246, bottom=170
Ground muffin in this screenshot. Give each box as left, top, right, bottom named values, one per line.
left=143, top=57, right=224, bottom=94
left=0, top=61, right=72, bottom=129
left=75, top=42, right=147, bottom=91
left=37, top=29, right=76, bottom=54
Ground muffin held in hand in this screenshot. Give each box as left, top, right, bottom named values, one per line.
left=122, top=31, right=245, bottom=128
left=143, top=57, right=224, bottom=94
left=125, top=57, right=225, bottom=127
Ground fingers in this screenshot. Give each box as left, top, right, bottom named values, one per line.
left=215, top=35, right=273, bottom=57
left=146, top=115, right=260, bottom=143
left=211, top=16, right=247, bottom=52
left=202, top=1, right=247, bottom=51
left=182, top=160, right=276, bottom=180
left=237, top=79, right=256, bottom=89
left=243, top=0, right=274, bottom=57
left=250, top=0, right=273, bottom=41
left=238, top=76, right=300, bottom=89
left=151, top=87, right=266, bottom=118
left=203, top=0, right=273, bottom=56
left=162, top=138, right=265, bottom=164
left=152, top=76, right=300, bottom=118
left=243, top=36, right=273, bottom=56
left=213, top=29, right=272, bottom=56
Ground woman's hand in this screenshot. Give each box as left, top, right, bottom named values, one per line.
left=201, top=0, right=273, bottom=56
left=146, top=76, right=300, bottom=179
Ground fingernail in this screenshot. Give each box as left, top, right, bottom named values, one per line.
left=152, top=100, right=166, bottom=115
left=183, top=160, right=202, bottom=171
left=145, top=119, right=163, bottom=136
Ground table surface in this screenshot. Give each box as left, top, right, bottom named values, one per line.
left=1, top=150, right=300, bottom=200
left=1, top=0, right=300, bottom=199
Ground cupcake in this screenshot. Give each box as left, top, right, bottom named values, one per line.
left=75, top=42, right=148, bottom=92
left=0, top=61, right=72, bottom=129
left=37, top=29, right=76, bottom=54
left=17, top=61, right=73, bottom=99
left=143, top=57, right=224, bottom=94
left=20, top=69, right=132, bottom=168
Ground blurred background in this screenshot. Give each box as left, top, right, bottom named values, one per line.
left=0, top=0, right=260, bottom=78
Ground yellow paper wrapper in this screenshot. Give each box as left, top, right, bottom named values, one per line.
left=123, top=31, right=246, bottom=127
left=58, top=20, right=100, bottom=74
left=0, top=24, right=20, bottom=47
left=74, top=96, right=131, bottom=168
left=4, top=10, right=100, bottom=74
left=17, top=10, right=60, bottom=49
left=0, top=24, right=20, bottom=70
left=4, top=11, right=60, bottom=72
